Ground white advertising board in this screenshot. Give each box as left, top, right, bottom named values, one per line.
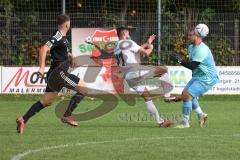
left=1, top=67, right=49, bottom=94
left=1, top=66, right=240, bottom=95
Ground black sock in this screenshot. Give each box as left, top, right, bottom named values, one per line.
left=64, top=93, right=85, bottom=117
left=23, top=101, right=44, bottom=123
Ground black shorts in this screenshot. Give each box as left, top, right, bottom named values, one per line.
left=45, top=61, right=80, bottom=92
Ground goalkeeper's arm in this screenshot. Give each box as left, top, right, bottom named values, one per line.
left=170, top=52, right=200, bottom=70
left=180, top=60, right=200, bottom=70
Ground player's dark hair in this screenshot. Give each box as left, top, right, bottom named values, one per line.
left=57, top=14, right=70, bottom=26
left=116, top=26, right=129, bottom=38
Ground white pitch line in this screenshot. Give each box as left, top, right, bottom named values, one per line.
left=11, top=134, right=235, bottom=160
left=11, top=141, right=115, bottom=160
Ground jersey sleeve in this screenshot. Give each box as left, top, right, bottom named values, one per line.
left=188, top=44, right=193, bottom=59
left=114, top=43, right=121, bottom=55
left=192, top=47, right=208, bottom=63
left=45, top=31, right=62, bottom=49
left=130, top=40, right=141, bottom=53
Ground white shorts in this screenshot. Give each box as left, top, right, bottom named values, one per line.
left=121, top=65, right=163, bottom=95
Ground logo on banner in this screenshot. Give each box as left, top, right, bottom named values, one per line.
left=85, top=29, right=124, bottom=93
left=3, top=67, right=47, bottom=93
left=170, top=70, right=188, bottom=85
left=90, top=29, right=118, bottom=57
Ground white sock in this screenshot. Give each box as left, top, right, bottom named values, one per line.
left=160, top=73, right=171, bottom=98
left=145, top=100, right=164, bottom=124
left=194, top=107, right=204, bottom=117
left=183, top=115, right=190, bottom=121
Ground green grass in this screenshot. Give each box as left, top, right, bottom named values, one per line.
left=0, top=95, right=240, bottom=160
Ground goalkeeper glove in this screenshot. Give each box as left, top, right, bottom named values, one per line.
left=169, top=52, right=183, bottom=63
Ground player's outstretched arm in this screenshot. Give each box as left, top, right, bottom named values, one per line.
left=170, top=52, right=200, bottom=70
left=141, top=34, right=156, bottom=48
left=38, top=44, right=50, bottom=76
left=138, top=44, right=154, bottom=57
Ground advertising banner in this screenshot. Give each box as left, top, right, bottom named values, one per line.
left=168, top=66, right=240, bottom=95
left=1, top=66, right=240, bottom=95
left=1, top=67, right=49, bottom=94
left=208, top=66, right=240, bottom=94
left=71, top=28, right=124, bottom=94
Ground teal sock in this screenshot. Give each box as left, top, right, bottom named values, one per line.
left=182, top=101, right=192, bottom=124
left=192, top=98, right=204, bottom=118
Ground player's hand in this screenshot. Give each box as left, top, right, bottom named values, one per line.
left=68, top=53, right=76, bottom=59
left=147, top=34, right=156, bottom=44
left=37, top=67, right=45, bottom=77
left=170, top=52, right=182, bottom=63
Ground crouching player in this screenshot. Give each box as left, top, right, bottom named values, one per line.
left=171, top=24, right=219, bottom=128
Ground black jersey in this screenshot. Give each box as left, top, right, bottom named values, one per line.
left=45, top=30, right=69, bottom=64
left=44, top=31, right=80, bottom=92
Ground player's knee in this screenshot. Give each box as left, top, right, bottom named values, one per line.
left=141, top=92, right=152, bottom=101
left=79, top=88, right=88, bottom=96
left=159, top=66, right=168, bottom=73
left=142, top=96, right=152, bottom=101
left=40, top=99, right=53, bottom=107
left=182, top=90, right=190, bottom=100
left=182, top=90, right=187, bottom=97
left=75, top=86, right=88, bottom=96
left=163, top=66, right=168, bottom=73
left=45, top=102, right=53, bottom=107
left=156, top=66, right=168, bottom=75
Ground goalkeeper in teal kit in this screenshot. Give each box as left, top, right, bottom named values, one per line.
left=171, top=24, right=219, bottom=128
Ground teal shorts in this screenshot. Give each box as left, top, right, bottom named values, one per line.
left=184, top=79, right=212, bottom=98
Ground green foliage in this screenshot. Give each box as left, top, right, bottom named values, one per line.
left=0, top=0, right=41, bottom=65
left=0, top=0, right=239, bottom=66
left=101, top=12, right=120, bottom=27
left=232, top=0, right=240, bottom=11
left=16, top=13, right=42, bottom=65
left=207, top=36, right=236, bottom=65
left=0, top=0, right=13, bottom=12
left=143, top=51, right=157, bottom=65
left=199, top=8, right=215, bottom=24
left=0, top=0, right=14, bottom=65
left=157, top=12, right=189, bottom=65
left=151, top=8, right=237, bottom=66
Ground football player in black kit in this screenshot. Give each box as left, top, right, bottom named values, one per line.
left=16, top=14, right=87, bottom=134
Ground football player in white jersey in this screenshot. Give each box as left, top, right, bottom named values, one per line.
left=114, top=27, right=181, bottom=127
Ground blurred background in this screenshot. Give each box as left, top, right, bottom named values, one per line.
left=0, top=0, right=239, bottom=66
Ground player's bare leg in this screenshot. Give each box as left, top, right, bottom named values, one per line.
left=40, top=92, right=59, bottom=107
left=141, top=89, right=174, bottom=128
left=16, top=92, right=58, bottom=134
left=61, top=80, right=88, bottom=127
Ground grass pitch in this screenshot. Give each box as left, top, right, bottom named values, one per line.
left=0, top=95, right=240, bottom=160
